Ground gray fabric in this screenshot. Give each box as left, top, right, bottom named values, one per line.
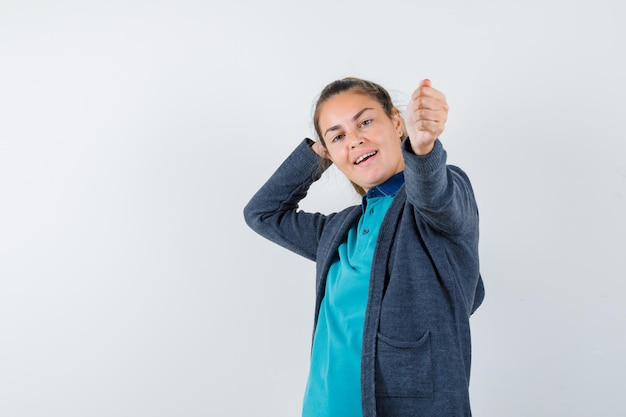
left=244, top=138, right=484, bottom=417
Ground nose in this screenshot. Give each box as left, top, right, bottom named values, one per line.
left=350, top=140, right=363, bottom=149
left=348, top=131, right=364, bottom=148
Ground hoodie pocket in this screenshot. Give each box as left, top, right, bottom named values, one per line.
left=375, top=330, right=433, bottom=398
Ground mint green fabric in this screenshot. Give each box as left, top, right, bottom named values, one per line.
left=302, top=195, right=394, bottom=417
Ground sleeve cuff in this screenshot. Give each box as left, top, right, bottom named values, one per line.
left=402, top=138, right=446, bottom=174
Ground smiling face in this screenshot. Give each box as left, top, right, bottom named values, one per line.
left=317, top=91, right=405, bottom=192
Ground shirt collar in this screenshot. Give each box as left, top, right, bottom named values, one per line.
left=361, top=171, right=405, bottom=209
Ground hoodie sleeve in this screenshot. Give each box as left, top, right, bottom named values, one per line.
left=401, top=138, right=479, bottom=236
left=243, top=139, right=334, bottom=261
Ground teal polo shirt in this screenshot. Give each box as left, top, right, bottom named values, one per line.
left=302, top=172, right=404, bottom=417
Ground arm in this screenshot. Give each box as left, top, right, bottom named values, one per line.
left=243, top=139, right=333, bottom=261
left=402, top=80, right=478, bottom=235
left=402, top=138, right=478, bottom=236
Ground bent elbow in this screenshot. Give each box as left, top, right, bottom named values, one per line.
left=243, top=199, right=263, bottom=233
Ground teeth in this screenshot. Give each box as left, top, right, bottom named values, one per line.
left=355, top=151, right=377, bottom=164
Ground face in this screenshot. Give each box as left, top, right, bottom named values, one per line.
left=318, top=91, right=405, bottom=192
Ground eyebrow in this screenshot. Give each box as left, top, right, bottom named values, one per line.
left=323, top=107, right=374, bottom=138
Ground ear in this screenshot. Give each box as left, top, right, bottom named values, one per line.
left=392, top=108, right=404, bottom=137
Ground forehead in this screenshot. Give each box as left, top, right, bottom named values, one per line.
left=318, top=91, right=383, bottom=124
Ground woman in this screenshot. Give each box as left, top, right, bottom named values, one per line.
left=244, top=77, right=484, bottom=417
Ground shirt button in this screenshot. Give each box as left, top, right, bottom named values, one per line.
left=362, top=228, right=369, bottom=234
left=369, top=208, right=374, bottom=215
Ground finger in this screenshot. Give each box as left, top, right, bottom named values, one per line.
left=410, top=107, right=447, bottom=125
left=410, top=109, right=447, bottom=124
left=413, top=88, right=446, bottom=106
left=419, top=78, right=432, bottom=88
left=412, top=119, right=445, bottom=135
left=411, top=96, right=448, bottom=112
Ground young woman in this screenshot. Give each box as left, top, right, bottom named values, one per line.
left=244, top=77, right=484, bottom=417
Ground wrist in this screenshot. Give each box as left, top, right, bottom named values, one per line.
left=408, top=138, right=436, bottom=156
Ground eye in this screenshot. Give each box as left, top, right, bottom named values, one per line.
left=331, top=133, right=345, bottom=143
left=359, top=119, right=372, bottom=127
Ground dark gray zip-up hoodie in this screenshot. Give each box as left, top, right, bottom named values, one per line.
left=244, top=138, right=485, bottom=417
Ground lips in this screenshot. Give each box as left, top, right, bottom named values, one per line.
left=354, top=151, right=377, bottom=165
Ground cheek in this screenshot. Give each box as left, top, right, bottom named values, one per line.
left=326, top=146, right=345, bottom=163
left=324, top=147, right=335, bottom=162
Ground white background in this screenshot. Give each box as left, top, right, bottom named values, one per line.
left=1, top=1, right=624, bottom=416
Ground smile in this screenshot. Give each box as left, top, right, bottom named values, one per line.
left=355, top=151, right=377, bottom=165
